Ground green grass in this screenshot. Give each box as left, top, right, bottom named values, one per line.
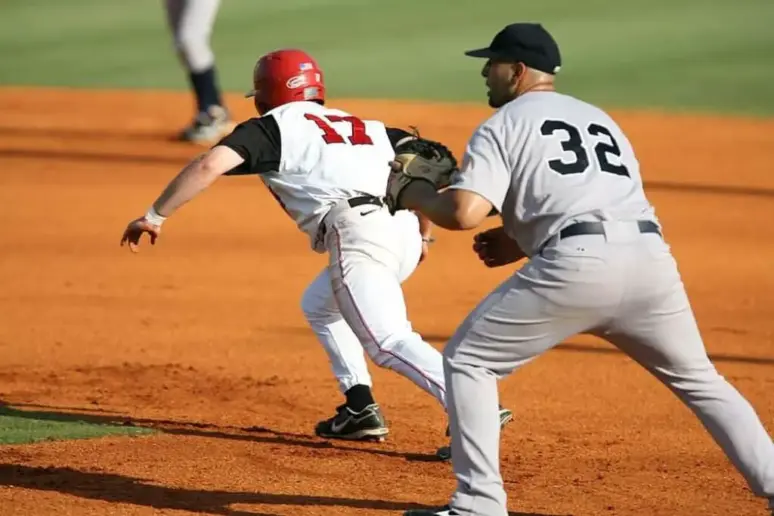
left=0, top=0, right=773, bottom=114
left=0, top=405, right=154, bottom=445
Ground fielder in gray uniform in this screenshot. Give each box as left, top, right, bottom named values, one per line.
left=400, top=22, right=774, bottom=516
left=164, top=0, right=234, bottom=143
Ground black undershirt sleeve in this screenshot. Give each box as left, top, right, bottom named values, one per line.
left=385, top=126, right=414, bottom=150
left=216, top=115, right=282, bottom=175
left=217, top=121, right=411, bottom=175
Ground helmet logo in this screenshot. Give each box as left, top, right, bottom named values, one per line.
left=286, top=74, right=308, bottom=89
left=299, top=62, right=314, bottom=71
left=303, top=87, right=320, bottom=100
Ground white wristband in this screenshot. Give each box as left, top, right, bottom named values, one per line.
left=144, top=206, right=167, bottom=226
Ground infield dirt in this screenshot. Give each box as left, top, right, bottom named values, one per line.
left=1, top=87, right=773, bottom=516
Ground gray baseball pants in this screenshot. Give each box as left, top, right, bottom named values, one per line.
left=444, top=222, right=774, bottom=516
left=164, top=0, right=221, bottom=72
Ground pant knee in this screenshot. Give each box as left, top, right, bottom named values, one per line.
left=174, top=29, right=213, bottom=71
left=361, top=337, right=406, bottom=370
left=654, top=366, right=730, bottom=406
left=300, top=289, right=323, bottom=321
left=443, top=334, right=477, bottom=367
left=366, top=345, right=392, bottom=368
left=365, top=334, right=426, bottom=370
left=655, top=365, right=720, bottom=390
left=301, top=284, right=341, bottom=326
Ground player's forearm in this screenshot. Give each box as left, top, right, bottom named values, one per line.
left=151, top=155, right=222, bottom=217
left=400, top=182, right=468, bottom=231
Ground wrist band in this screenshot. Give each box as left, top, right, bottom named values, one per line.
left=144, top=206, right=167, bottom=226
left=422, top=236, right=435, bottom=244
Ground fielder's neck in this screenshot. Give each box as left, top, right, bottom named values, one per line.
left=515, top=70, right=556, bottom=97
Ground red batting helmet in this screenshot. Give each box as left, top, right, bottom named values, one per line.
left=245, top=49, right=326, bottom=114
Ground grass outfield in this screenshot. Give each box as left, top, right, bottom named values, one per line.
left=1, top=0, right=773, bottom=114
left=0, top=405, right=154, bottom=445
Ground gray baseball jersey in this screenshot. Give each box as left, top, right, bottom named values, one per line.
left=439, top=91, right=774, bottom=516
left=448, top=91, right=656, bottom=255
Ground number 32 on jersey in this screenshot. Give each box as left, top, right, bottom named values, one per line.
left=540, top=120, right=630, bottom=177
left=304, top=113, right=373, bottom=146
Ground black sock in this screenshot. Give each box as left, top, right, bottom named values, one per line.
left=188, top=66, right=223, bottom=113
left=345, top=385, right=375, bottom=412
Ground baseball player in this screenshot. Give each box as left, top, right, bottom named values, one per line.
left=119, top=48, right=512, bottom=453
left=391, top=23, right=774, bottom=516
left=164, top=0, right=234, bottom=143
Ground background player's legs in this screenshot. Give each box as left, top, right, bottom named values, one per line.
left=604, top=276, right=774, bottom=504
left=443, top=266, right=610, bottom=516
left=163, top=0, right=232, bottom=143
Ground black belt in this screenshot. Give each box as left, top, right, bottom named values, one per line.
left=318, top=195, right=384, bottom=244
left=538, top=220, right=661, bottom=255
left=558, top=220, right=661, bottom=240
left=347, top=195, right=384, bottom=208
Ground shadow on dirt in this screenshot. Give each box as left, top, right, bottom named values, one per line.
left=0, top=402, right=441, bottom=463
left=0, top=463, right=561, bottom=516
left=4, top=131, right=774, bottom=200
left=0, top=148, right=187, bottom=166
left=274, top=328, right=774, bottom=367
left=419, top=335, right=774, bottom=366
left=551, top=341, right=774, bottom=366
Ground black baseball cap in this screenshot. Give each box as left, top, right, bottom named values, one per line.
left=464, top=23, right=561, bottom=75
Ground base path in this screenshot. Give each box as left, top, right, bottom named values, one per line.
left=1, top=87, right=773, bottom=516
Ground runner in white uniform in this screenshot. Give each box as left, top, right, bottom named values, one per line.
left=119, top=48, right=513, bottom=448
left=400, top=23, right=774, bottom=516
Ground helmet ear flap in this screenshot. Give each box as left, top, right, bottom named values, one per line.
left=301, top=86, right=322, bottom=102
left=256, top=101, right=270, bottom=116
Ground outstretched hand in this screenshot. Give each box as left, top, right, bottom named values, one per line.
left=120, top=217, right=161, bottom=253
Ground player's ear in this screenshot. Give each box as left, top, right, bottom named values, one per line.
left=510, top=62, right=526, bottom=82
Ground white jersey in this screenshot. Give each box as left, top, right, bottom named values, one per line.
left=260, top=101, right=396, bottom=251
left=448, top=91, right=657, bottom=256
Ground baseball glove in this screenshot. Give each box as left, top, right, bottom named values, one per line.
left=385, top=131, right=458, bottom=214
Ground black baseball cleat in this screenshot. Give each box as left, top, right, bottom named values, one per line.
left=436, top=406, right=514, bottom=461
left=315, top=403, right=389, bottom=442
left=404, top=505, right=458, bottom=516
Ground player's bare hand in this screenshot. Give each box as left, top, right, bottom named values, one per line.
left=120, top=217, right=161, bottom=253
left=473, top=226, right=525, bottom=267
